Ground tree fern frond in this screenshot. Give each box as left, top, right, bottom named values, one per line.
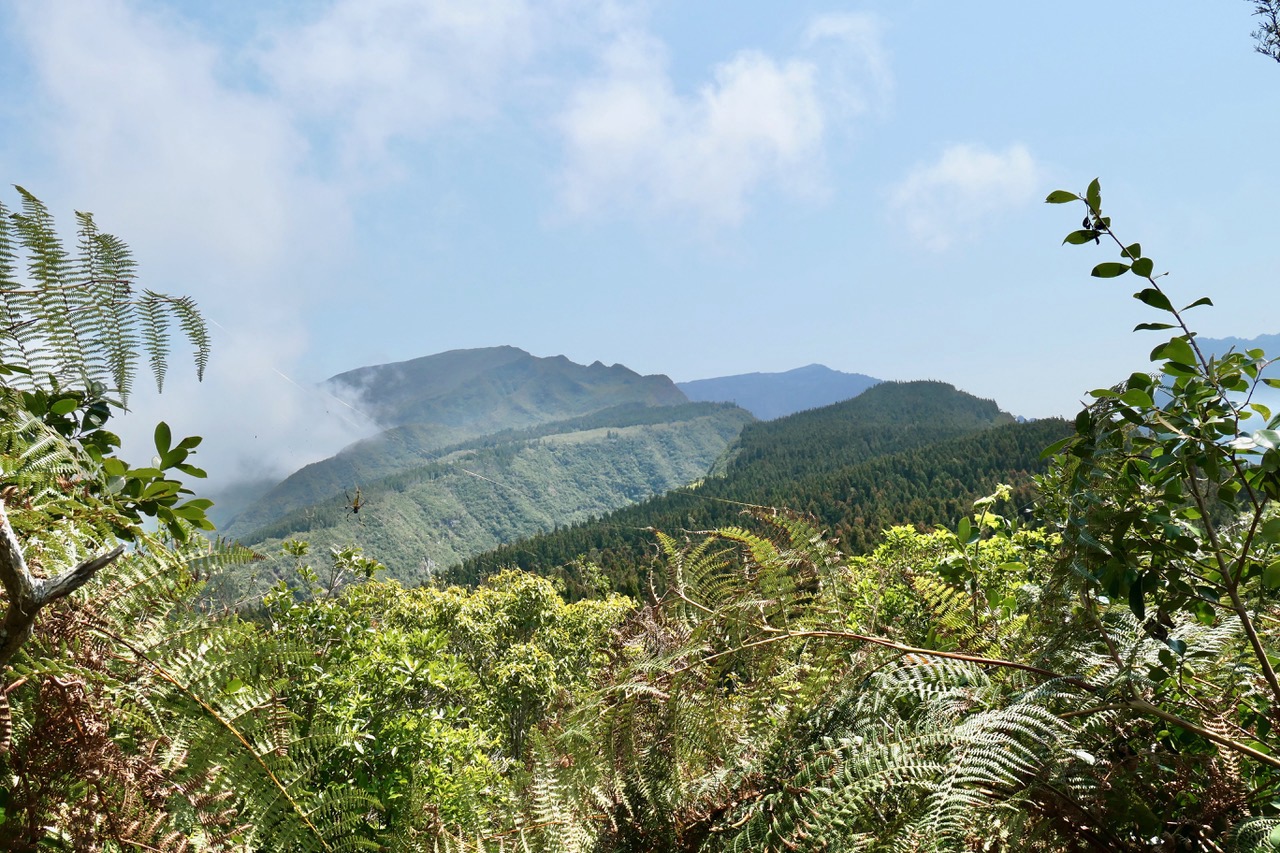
left=12, top=186, right=83, bottom=383
left=0, top=188, right=208, bottom=402
left=139, top=289, right=172, bottom=393
left=77, top=212, right=140, bottom=398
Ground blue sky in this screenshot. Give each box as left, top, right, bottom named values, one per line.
left=2, top=1, right=1278, bottom=483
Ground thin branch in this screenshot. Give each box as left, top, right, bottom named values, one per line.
left=673, top=626, right=1098, bottom=692
left=1127, top=698, right=1280, bottom=770
left=0, top=498, right=124, bottom=667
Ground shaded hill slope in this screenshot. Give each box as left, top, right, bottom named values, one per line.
left=453, top=382, right=1070, bottom=598
left=223, top=347, right=690, bottom=537
left=214, top=402, right=753, bottom=601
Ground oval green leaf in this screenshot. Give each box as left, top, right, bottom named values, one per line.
left=1063, top=229, right=1098, bottom=245
left=1153, top=337, right=1196, bottom=366
left=1092, top=262, right=1130, bottom=278
left=1134, top=288, right=1174, bottom=312
left=1086, top=178, right=1101, bottom=212
left=49, top=398, right=79, bottom=416
left=154, top=421, right=172, bottom=455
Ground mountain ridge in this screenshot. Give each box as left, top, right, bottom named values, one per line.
left=452, top=380, right=1063, bottom=598
left=678, top=363, right=881, bottom=420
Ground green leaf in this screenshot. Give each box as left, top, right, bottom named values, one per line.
left=1129, top=576, right=1146, bottom=621
left=1122, top=242, right=1142, bottom=260
left=1085, top=178, right=1101, bottom=212
left=170, top=505, right=209, bottom=521
left=102, top=458, right=127, bottom=477
left=1153, top=337, right=1196, bottom=366
left=1040, top=436, right=1075, bottom=458
left=1134, top=322, right=1174, bottom=331
left=49, top=398, right=78, bottom=416
left=1161, top=361, right=1196, bottom=378
left=1182, top=296, right=1213, bottom=311
left=1265, top=377, right=1280, bottom=389
left=1130, top=257, right=1154, bottom=277
left=154, top=422, right=172, bottom=455
left=1255, top=429, right=1280, bottom=450
left=1264, top=560, right=1280, bottom=591
left=160, top=449, right=187, bottom=469
left=1063, top=230, right=1098, bottom=245
left=1092, top=262, right=1130, bottom=278
left=1120, top=388, right=1153, bottom=407
left=1045, top=190, right=1077, bottom=204
left=1134, top=288, right=1174, bottom=311
left=1259, top=518, right=1280, bottom=545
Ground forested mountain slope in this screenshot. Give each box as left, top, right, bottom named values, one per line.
left=454, top=381, right=1070, bottom=597
left=214, top=402, right=753, bottom=600
left=678, top=363, right=880, bottom=419
left=222, top=347, right=691, bottom=537
left=326, top=345, right=685, bottom=428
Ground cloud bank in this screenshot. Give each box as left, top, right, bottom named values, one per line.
left=557, top=12, right=890, bottom=224
left=1, top=0, right=894, bottom=501
left=889, top=143, right=1041, bottom=251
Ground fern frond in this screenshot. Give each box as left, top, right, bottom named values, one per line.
left=0, top=188, right=208, bottom=402
left=77, top=212, right=140, bottom=398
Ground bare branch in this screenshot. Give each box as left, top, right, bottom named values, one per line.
left=1250, top=0, right=1280, bottom=62
left=0, top=499, right=124, bottom=667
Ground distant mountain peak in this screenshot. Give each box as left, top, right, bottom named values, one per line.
left=678, top=365, right=881, bottom=421
left=325, top=346, right=686, bottom=429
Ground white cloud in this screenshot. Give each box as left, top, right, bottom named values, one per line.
left=557, top=13, right=890, bottom=225
left=8, top=0, right=370, bottom=490
left=11, top=0, right=348, bottom=293
left=804, top=12, right=892, bottom=116
left=889, top=143, right=1041, bottom=251
left=259, top=0, right=536, bottom=172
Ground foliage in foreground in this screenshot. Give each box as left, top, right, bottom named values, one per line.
left=427, top=182, right=1280, bottom=851
left=6, top=171, right=1280, bottom=852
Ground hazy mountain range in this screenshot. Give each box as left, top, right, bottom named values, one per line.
left=212, top=333, right=1276, bottom=600
left=678, top=364, right=880, bottom=420
left=210, top=347, right=894, bottom=599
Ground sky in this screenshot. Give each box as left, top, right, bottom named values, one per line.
left=2, top=1, right=1279, bottom=487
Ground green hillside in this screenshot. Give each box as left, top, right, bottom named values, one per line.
left=222, top=347, right=691, bottom=537
left=215, top=402, right=753, bottom=601
left=453, top=382, right=1070, bottom=597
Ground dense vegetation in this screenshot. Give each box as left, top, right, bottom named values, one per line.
left=455, top=382, right=1068, bottom=597
left=222, top=350, right=700, bottom=535
left=215, top=402, right=752, bottom=601
left=5, top=41, right=1280, bottom=844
